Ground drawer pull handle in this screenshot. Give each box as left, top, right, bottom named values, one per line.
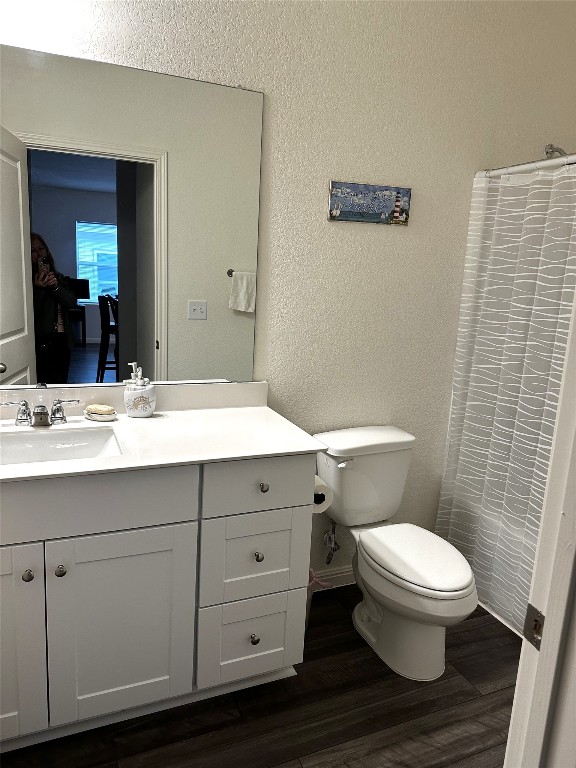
left=250, top=633, right=261, bottom=645
left=21, top=569, right=35, bottom=582
left=55, top=565, right=67, bottom=578
left=254, top=552, right=265, bottom=563
left=259, top=482, right=270, bottom=493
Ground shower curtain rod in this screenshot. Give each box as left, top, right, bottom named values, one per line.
left=480, top=152, right=576, bottom=179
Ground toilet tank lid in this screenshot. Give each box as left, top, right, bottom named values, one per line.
left=313, top=426, right=415, bottom=457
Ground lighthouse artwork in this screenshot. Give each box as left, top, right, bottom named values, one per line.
left=328, top=181, right=411, bottom=225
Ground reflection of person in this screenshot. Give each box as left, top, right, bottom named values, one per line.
left=31, top=233, right=78, bottom=383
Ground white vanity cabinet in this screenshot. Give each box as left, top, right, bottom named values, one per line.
left=0, top=544, right=48, bottom=740
left=197, top=454, right=314, bottom=689
left=0, top=465, right=200, bottom=739
left=0, top=422, right=319, bottom=749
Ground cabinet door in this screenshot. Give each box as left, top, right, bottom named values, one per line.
left=200, top=506, right=312, bottom=606
left=45, top=523, right=197, bottom=726
left=0, top=543, right=48, bottom=740
left=196, top=588, right=307, bottom=689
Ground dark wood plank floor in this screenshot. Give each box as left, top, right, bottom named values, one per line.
left=68, top=343, right=117, bottom=384
left=1, top=586, right=521, bottom=768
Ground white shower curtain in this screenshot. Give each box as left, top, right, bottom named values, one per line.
left=436, top=161, right=576, bottom=634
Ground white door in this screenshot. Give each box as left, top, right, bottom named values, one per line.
left=504, top=304, right=576, bottom=767
left=0, top=125, right=36, bottom=384
left=0, top=543, right=48, bottom=740
left=45, top=523, right=197, bottom=726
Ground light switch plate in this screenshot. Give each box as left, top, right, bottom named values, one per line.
left=188, top=300, right=207, bottom=320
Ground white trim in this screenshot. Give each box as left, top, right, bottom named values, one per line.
left=544, top=558, right=576, bottom=765
left=478, top=601, right=522, bottom=639
left=313, top=565, right=355, bottom=590
left=15, top=132, right=168, bottom=380
left=504, top=300, right=576, bottom=768
left=154, top=151, right=168, bottom=380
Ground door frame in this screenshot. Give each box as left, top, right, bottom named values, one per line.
left=504, top=299, right=576, bottom=767
left=16, top=131, right=168, bottom=380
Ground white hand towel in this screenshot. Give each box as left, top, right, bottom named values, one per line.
left=229, top=271, right=256, bottom=312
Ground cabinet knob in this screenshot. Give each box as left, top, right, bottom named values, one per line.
left=250, top=633, right=261, bottom=645
left=21, top=569, right=35, bottom=582
left=254, top=552, right=265, bottom=563
left=259, top=482, right=270, bottom=493
left=54, top=564, right=67, bottom=578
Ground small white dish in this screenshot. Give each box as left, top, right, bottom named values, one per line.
left=84, top=410, right=117, bottom=422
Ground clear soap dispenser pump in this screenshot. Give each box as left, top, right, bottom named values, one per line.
left=123, top=361, right=156, bottom=418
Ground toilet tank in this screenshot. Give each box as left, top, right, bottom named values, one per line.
left=313, top=426, right=415, bottom=527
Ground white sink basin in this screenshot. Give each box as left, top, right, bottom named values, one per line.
left=0, top=427, right=122, bottom=465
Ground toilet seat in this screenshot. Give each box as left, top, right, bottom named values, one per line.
left=357, top=523, right=475, bottom=600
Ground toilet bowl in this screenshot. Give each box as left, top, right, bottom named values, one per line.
left=313, top=426, right=478, bottom=681
left=352, top=523, right=477, bottom=680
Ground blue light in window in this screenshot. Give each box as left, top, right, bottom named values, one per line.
left=76, top=222, right=118, bottom=303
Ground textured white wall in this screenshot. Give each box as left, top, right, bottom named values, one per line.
left=3, top=1, right=575, bottom=574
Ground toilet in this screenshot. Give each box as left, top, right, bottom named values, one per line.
left=314, top=426, right=477, bottom=681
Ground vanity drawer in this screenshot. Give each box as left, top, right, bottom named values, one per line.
left=196, top=588, right=307, bottom=689
left=202, top=454, right=315, bottom=518
left=199, top=506, right=312, bottom=606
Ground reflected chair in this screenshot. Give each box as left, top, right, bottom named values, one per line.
left=96, top=295, right=119, bottom=382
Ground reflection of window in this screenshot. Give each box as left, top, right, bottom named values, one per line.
left=76, top=222, right=118, bottom=304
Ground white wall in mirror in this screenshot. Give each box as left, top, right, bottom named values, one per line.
left=0, top=45, right=263, bottom=384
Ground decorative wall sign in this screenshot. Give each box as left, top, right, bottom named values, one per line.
left=329, top=181, right=411, bottom=225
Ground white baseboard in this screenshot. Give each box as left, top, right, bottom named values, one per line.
left=311, top=565, right=355, bottom=590
left=479, top=601, right=523, bottom=638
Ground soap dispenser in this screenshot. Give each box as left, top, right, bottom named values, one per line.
left=123, top=362, right=156, bottom=418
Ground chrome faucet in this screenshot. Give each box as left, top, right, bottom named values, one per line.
left=0, top=397, right=80, bottom=426
left=0, top=400, right=33, bottom=426
left=50, top=399, right=80, bottom=425
left=32, top=405, right=51, bottom=427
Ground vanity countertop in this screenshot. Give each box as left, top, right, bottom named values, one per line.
left=0, top=406, right=324, bottom=482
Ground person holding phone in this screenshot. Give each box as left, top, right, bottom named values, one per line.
left=31, top=233, right=78, bottom=383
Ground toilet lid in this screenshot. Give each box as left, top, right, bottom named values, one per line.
left=358, top=524, right=473, bottom=592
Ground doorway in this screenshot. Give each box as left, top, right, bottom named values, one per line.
left=27, top=148, right=156, bottom=385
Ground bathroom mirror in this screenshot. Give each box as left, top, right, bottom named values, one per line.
left=0, top=45, right=263, bottom=386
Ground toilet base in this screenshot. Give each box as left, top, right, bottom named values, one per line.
left=352, top=600, right=446, bottom=681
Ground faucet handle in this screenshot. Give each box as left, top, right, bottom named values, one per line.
left=50, top=399, right=80, bottom=424
left=1, top=400, right=32, bottom=426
